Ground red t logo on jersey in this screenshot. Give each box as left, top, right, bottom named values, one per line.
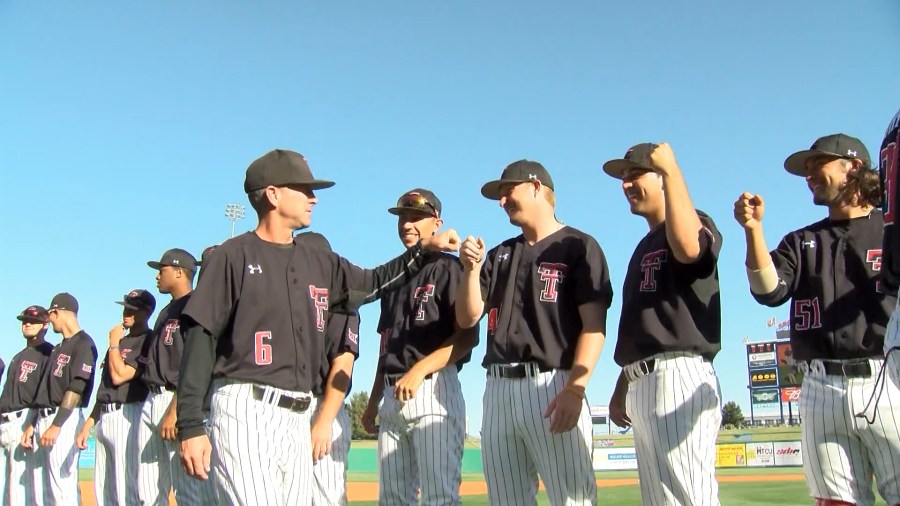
left=867, top=249, right=883, bottom=271
left=538, top=263, right=567, bottom=302
left=308, top=286, right=329, bottom=331
left=379, top=329, right=390, bottom=357
left=414, top=284, right=436, bottom=321
left=487, top=307, right=499, bottom=334
left=162, top=320, right=179, bottom=346
left=640, top=250, right=669, bottom=292
left=18, top=360, right=37, bottom=382
left=883, top=140, right=898, bottom=225
left=53, top=354, right=71, bottom=377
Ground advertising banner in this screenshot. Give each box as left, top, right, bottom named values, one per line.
left=781, top=386, right=801, bottom=403
left=749, top=367, right=779, bottom=388
left=750, top=388, right=780, bottom=405
left=747, top=342, right=777, bottom=368
left=776, top=342, right=804, bottom=387
left=745, top=442, right=776, bottom=467
left=592, top=447, right=638, bottom=470
left=715, top=444, right=747, bottom=467
left=773, top=441, right=803, bottom=466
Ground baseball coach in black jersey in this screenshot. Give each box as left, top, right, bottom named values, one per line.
left=604, top=142, right=724, bottom=506
left=175, top=149, right=460, bottom=506
left=736, top=133, right=900, bottom=506
left=457, top=160, right=612, bottom=505
left=0, top=306, right=54, bottom=505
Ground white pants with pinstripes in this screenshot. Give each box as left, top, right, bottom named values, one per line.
left=799, top=355, right=900, bottom=505
left=93, top=402, right=141, bottom=506
left=0, top=409, right=36, bottom=506
left=209, top=380, right=313, bottom=506
left=31, top=408, right=83, bottom=506
left=137, top=390, right=214, bottom=505
left=482, top=366, right=596, bottom=506
left=378, top=366, right=465, bottom=506
left=625, top=352, right=721, bottom=506
left=309, top=397, right=351, bottom=506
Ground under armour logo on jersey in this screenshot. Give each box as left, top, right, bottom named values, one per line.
left=308, top=285, right=329, bottom=331
left=347, top=328, right=358, bottom=345
left=53, top=354, right=71, bottom=377
left=538, top=263, right=567, bottom=302
left=414, top=284, right=436, bottom=321
left=498, top=253, right=510, bottom=262
left=801, top=240, right=816, bottom=249
left=866, top=249, right=883, bottom=271
left=248, top=264, right=263, bottom=274
left=847, top=149, right=858, bottom=156
left=162, top=320, right=179, bottom=346
left=18, top=360, right=38, bottom=382
left=639, top=249, right=668, bottom=292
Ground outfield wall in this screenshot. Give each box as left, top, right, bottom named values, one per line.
left=592, top=440, right=803, bottom=470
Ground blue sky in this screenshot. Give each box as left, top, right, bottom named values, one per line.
left=1, top=1, right=898, bottom=434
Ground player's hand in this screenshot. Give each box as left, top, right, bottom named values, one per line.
left=310, top=420, right=333, bottom=461
left=160, top=407, right=178, bottom=441
left=109, top=324, right=125, bottom=346
left=459, top=236, right=486, bottom=271
left=544, top=386, right=584, bottom=434
left=393, top=368, right=425, bottom=402
left=733, top=192, right=765, bottom=230
left=180, top=434, right=212, bottom=480
left=421, top=229, right=461, bottom=252
left=649, top=142, right=679, bottom=177
left=39, top=425, right=61, bottom=448
left=75, top=427, right=91, bottom=450
left=609, top=389, right=631, bottom=429
left=20, top=425, right=35, bottom=450
left=361, top=404, right=378, bottom=435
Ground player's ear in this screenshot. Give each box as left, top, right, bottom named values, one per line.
left=433, top=217, right=444, bottom=232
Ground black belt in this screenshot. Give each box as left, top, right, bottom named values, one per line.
left=816, top=359, right=873, bottom=378
left=148, top=385, right=175, bottom=395
left=0, top=410, right=26, bottom=424
left=101, top=403, right=123, bottom=413
left=38, top=407, right=58, bottom=418
left=385, top=373, right=432, bottom=387
left=626, top=356, right=712, bottom=383
left=251, top=385, right=310, bottom=414
left=487, top=363, right=552, bottom=379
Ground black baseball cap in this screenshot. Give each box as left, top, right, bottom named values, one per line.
left=296, top=231, right=333, bottom=252
left=243, top=149, right=336, bottom=193
left=48, top=293, right=78, bottom=314
left=784, top=134, right=872, bottom=176
left=602, top=143, right=658, bottom=179
left=481, top=160, right=555, bottom=200
left=387, top=189, right=442, bottom=218
left=115, top=289, right=156, bottom=312
left=17, top=305, right=49, bottom=323
left=147, top=248, right=198, bottom=272
left=197, top=245, right=219, bottom=267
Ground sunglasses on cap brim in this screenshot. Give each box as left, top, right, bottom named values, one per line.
left=397, top=194, right=439, bottom=217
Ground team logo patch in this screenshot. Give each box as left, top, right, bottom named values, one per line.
left=414, top=284, right=435, bottom=321
left=53, top=354, right=71, bottom=377
left=379, top=329, right=390, bottom=357
left=347, top=328, right=358, bottom=345
left=538, top=263, right=567, bottom=302
left=82, top=364, right=93, bottom=374
left=162, top=320, right=179, bottom=346
left=487, top=307, right=499, bottom=334
left=18, top=360, right=38, bottom=382
left=866, top=249, right=883, bottom=272
left=639, top=250, right=668, bottom=292
left=308, top=286, right=329, bottom=331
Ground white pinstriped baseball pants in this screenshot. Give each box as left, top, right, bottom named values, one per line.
left=0, top=409, right=36, bottom=506
left=209, top=380, right=313, bottom=506
left=31, top=408, right=83, bottom=506
left=309, top=397, right=351, bottom=506
left=93, top=402, right=141, bottom=506
left=800, top=355, right=900, bottom=505
left=137, top=390, right=214, bottom=505
left=482, top=367, right=596, bottom=506
left=625, top=352, right=721, bottom=506
left=378, top=366, right=466, bottom=506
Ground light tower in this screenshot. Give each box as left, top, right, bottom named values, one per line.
left=224, top=203, right=246, bottom=238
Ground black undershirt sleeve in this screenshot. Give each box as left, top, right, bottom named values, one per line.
left=176, top=322, right=217, bottom=441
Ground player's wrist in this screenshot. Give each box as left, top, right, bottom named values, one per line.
left=563, top=383, right=586, bottom=399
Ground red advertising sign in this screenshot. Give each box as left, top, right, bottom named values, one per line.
left=781, top=386, right=801, bottom=403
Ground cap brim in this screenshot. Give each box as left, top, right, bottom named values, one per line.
left=147, top=261, right=196, bottom=272
left=16, top=315, right=46, bottom=323
left=387, top=207, right=434, bottom=217
left=783, top=150, right=843, bottom=176
left=480, top=179, right=525, bottom=200
left=147, top=261, right=164, bottom=270
left=602, top=159, right=652, bottom=180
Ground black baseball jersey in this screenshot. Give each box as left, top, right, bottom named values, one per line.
left=614, top=213, right=723, bottom=366
left=752, top=210, right=894, bottom=360
left=96, top=332, right=150, bottom=405
left=32, top=331, right=98, bottom=408
left=183, top=231, right=429, bottom=392
left=0, top=342, right=54, bottom=413
left=312, top=312, right=360, bottom=397
left=131, top=295, right=191, bottom=389
left=881, top=108, right=900, bottom=292
left=479, top=226, right=613, bottom=369
left=379, top=253, right=472, bottom=375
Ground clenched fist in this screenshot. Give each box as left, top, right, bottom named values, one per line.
left=733, top=192, right=765, bottom=230
left=459, top=236, right=486, bottom=271
left=649, top=142, right=679, bottom=176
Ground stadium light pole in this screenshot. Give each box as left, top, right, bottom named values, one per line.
left=225, top=203, right=246, bottom=238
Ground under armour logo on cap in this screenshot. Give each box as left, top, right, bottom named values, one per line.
left=847, top=150, right=857, bottom=156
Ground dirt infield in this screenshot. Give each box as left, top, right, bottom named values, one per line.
left=77, top=473, right=805, bottom=504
